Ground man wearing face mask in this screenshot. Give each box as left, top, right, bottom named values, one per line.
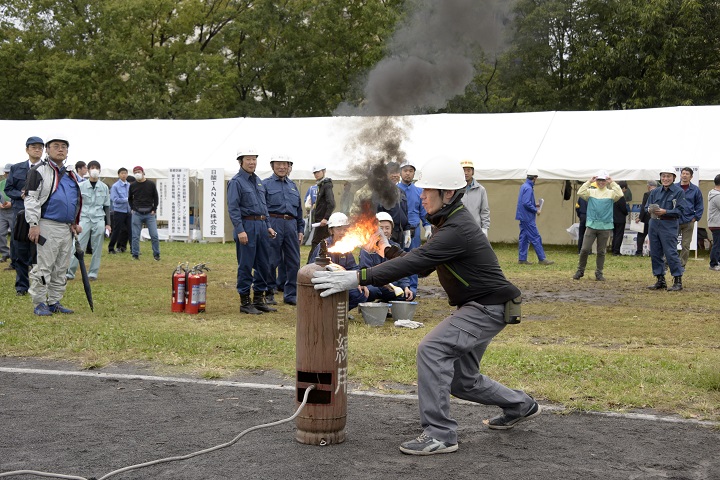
left=24, top=135, right=82, bottom=316
left=67, top=160, right=111, bottom=280
left=129, top=165, right=160, bottom=261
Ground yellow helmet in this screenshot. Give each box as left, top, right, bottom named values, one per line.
left=460, top=159, right=474, bottom=169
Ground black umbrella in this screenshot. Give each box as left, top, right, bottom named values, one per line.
left=73, top=233, right=94, bottom=312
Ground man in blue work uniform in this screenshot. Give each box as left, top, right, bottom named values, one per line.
left=647, top=167, right=686, bottom=291
left=228, top=149, right=278, bottom=314
left=677, top=167, right=704, bottom=267
left=515, top=170, right=553, bottom=265
left=259, top=155, right=304, bottom=306
left=397, top=161, right=429, bottom=297
left=3, top=136, right=44, bottom=295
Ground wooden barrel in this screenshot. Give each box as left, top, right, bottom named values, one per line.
left=295, top=251, right=349, bottom=445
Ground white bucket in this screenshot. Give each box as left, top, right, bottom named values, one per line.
left=390, top=301, right=418, bottom=321
left=359, top=302, right=390, bottom=327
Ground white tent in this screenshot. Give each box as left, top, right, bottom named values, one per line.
left=2, top=107, right=718, bottom=244
left=2, top=106, right=719, bottom=180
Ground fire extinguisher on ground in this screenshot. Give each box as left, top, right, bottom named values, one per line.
left=186, top=263, right=209, bottom=314
left=171, top=263, right=188, bottom=313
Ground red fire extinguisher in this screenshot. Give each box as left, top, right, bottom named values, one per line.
left=197, top=264, right=209, bottom=313
left=171, top=263, right=188, bottom=313
left=186, top=263, right=209, bottom=314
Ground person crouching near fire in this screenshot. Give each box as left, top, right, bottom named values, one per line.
left=309, top=211, right=368, bottom=311
left=359, top=212, right=414, bottom=303
left=312, top=157, right=539, bottom=456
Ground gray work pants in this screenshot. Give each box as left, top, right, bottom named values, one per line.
left=679, top=221, right=694, bottom=267
left=577, top=227, right=611, bottom=277
left=29, top=219, right=73, bottom=307
left=416, top=302, right=534, bottom=444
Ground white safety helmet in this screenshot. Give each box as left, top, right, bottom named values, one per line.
left=399, top=161, right=416, bottom=171
left=270, top=154, right=293, bottom=165
left=327, top=212, right=349, bottom=228
left=659, top=167, right=677, bottom=178
left=312, top=164, right=326, bottom=173
left=460, top=159, right=474, bottom=169
left=526, top=167, right=540, bottom=178
left=236, top=148, right=258, bottom=160
left=375, top=212, right=394, bottom=226
left=414, top=157, right=466, bottom=190
left=45, top=135, right=70, bottom=148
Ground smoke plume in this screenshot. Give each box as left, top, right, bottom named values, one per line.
left=336, top=0, right=514, bottom=207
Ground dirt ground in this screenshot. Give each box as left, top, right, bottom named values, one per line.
left=1, top=357, right=718, bottom=480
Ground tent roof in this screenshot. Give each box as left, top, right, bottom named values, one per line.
left=1, top=106, right=718, bottom=181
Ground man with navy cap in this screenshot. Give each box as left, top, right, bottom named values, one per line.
left=3, top=136, right=44, bottom=294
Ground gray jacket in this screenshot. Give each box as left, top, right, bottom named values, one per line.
left=24, top=159, right=82, bottom=226
left=708, top=189, right=720, bottom=229
left=461, top=179, right=490, bottom=232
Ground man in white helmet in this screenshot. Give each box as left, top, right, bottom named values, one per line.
left=359, top=212, right=414, bottom=302
left=24, top=135, right=83, bottom=316
left=646, top=167, right=686, bottom=291
left=258, top=155, right=304, bottom=305
left=309, top=211, right=368, bottom=311
left=228, top=149, right=278, bottom=314
left=312, top=158, right=539, bottom=456
left=307, top=164, right=335, bottom=263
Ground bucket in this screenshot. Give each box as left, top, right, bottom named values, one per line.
left=359, top=302, right=390, bottom=327
left=390, top=301, right=418, bottom=321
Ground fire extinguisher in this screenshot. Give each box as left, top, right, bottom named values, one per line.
left=197, top=264, right=209, bottom=313
left=186, top=266, right=201, bottom=315
left=171, top=263, right=188, bottom=313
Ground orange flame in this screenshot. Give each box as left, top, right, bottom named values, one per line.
left=328, top=202, right=379, bottom=254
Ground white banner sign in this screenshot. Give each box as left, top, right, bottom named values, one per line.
left=156, top=179, right=169, bottom=221
left=169, top=168, right=189, bottom=237
left=202, top=168, right=224, bottom=238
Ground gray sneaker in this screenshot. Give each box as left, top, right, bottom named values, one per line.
left=399, top=433, right=458, bottom=456
left=710, top=265, right=720, bottom=271
left=487, top=401, right=541, bottom=430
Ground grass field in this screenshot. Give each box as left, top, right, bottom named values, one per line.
left=1, top=239, right=718, bottom=422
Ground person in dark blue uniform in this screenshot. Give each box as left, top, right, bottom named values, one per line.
left=227, top=148, right=278, bottom=314
left=3, top=136, right=44, bottom=295
left=258, top=155, right=304, bottom=306
left=309, top=212, right=368, bottom=310
left=647, top=167, right=686, bottom=291
left=359, top=212, right=413, bottom=303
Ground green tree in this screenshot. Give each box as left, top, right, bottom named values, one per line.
left=500, top=0, right=720, bottom=111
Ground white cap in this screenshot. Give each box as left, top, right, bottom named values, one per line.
left=596, top=170, right=609, bottom=180
left=312, top=164, right=326, bottom=173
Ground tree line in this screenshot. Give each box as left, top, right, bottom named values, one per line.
left=2, top=0, right=719, bottom=120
